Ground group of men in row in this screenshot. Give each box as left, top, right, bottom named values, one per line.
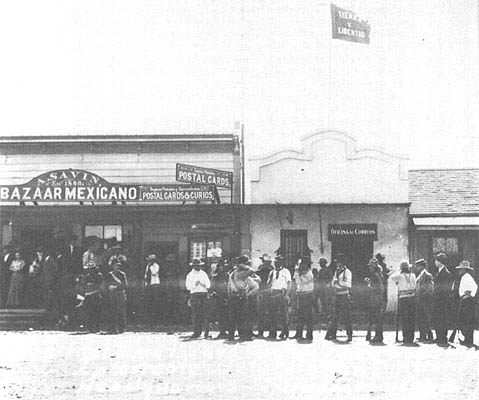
left=185, top=252, right=353, bottom=341
left=185, top=252, right=478, bottom=346
left=391, top=253, right=477, bottom=346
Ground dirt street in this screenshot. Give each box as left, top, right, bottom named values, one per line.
left=0, top=330, right=477, bottom=400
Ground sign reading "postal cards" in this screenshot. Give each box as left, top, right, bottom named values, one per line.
left=176, top=163, right=232, bottom=188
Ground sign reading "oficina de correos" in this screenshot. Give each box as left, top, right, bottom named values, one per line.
left=0, top=169, right=217, bottom=203
left=176, top=163, right=232, bottom=188
left=328, top=224, right=378, bottom=240
left=331, top=4, right=370, bottom=44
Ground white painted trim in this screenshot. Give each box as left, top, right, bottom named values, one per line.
left=250, top=130, right=408, bottom=182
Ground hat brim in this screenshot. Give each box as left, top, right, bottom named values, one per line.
left=456, top=265, right=473, bottom=270
left=189, top=262, right=205, bottom=266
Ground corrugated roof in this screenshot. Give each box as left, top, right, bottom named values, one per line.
left=409, top=169, right=479, bottom=215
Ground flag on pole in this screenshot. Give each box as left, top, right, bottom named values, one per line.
left=331, top=4, right=370, bottom=44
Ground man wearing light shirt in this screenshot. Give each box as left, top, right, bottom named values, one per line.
left=267, top=255, right=291, bottom=340
left=293, top=257, right=315, bottom=341
left=454, top=261, right=477, bottom=346
left=144, top=255, right=161, bottom=325
left=185, top=258, right=211, bottom=339
left=326, top=254, right=353, bottom=342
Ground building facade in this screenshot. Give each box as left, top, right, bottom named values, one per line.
left=409, top=169, right=479, bottom=279
left=247, top=130, right=410, bottom=310
left=0, top=134, right=243, bottom=311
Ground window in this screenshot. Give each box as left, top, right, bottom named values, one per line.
left=431, top=235, right=460, bottom=270
left=280, top=230, right=308, bottom=271
left=189, top=238, right=226, bottom=263
left=85, top=225, right=122, bottom=241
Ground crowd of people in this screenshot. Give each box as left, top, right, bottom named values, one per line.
left=185, top=252, right=478, bottom=347
left=1, top=239, right=478, bottom=346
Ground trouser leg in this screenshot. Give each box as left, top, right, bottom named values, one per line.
left=280, top=296, right=289, bottom=334
left=459, top=298, right=475, bottom=344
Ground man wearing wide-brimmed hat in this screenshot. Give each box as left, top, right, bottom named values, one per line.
left=415, top=259, right=434, bottom=342
left=365, top=258, right=384, bottom=343
left=105, top=257, right=128, bottom=334
left=255, top=254, right=274, bottom=338
left=432, top=253, right=451, bottom=344
left=452, top=261, right=477, bottom=346
left=76, top=259, right=104, bottom=333
left=267, top=254, right=292, bottom=340
left=391, top=261, right=417, bottom=344
left=185, top=258, right=211, bottom=339
left=325, top=253, right=353, bottom=342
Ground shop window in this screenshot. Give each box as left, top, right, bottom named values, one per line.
left=280, top=230, right=308, bottom=271
left=189, top=238, right=225, bottom=263
left=432, top=236, right=460, bottom=270
left=85, top=225, right=122, bottom=241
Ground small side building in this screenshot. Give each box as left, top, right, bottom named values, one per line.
left=409, top=168, right=479, bottom=278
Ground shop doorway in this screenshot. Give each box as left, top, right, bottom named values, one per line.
left=144, top=241, right=179, bottom=266
left=20, top=228, right=54, bottom=260
left=331, top=237, right=373, bottom=310
left=280, top=229, right=309, bottom=272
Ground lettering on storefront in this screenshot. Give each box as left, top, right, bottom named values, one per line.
left=176, top=163, right=232, bottom=188
left=0, top=169, right=218, bottom=204
left=328, top=224, right=378, bottom=241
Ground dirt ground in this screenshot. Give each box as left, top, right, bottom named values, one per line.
left=0, top=330, right=477, bottom=400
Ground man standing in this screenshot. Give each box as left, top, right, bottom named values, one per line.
left=210, top=257, right=230, bottom=339
left=316, top=257, right=332, bottom=326
left=453, top=261, right=477, bottom=346
left=433, top=253, right=451, bottom=344
left=391, top=261, right=417, bottom=344
left=365, top=258, right=384, bottom=343
left=267, top=255, right=292, bottom=340
left=415, top=259, right=434, bottom=342
left=293, top=257, right=315, bottom=341
left=185, top=258, right=211, bottom=339
left=326, top=254, right=353, bottom=342
left=144, top=255, right=161, bottom=325
left=228, top=255, right=255, bottom=341
left=76, top=260, right=104, bottom=333
left=1, top=245, right=15, bottom=308
left=106, top=258, right=128, bottom=334
left=255, top=254, right=273, bottom=338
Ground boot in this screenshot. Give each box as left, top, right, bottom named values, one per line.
left=366, top=331, right=371, bottom=341
left=279, top=330, right=289, bottom=340
left=292, top=329, right=303, bottom=340
left=306, top=331, right=313, bottom=341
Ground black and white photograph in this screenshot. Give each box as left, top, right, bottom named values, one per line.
left=0, top=1, right=478, bottom=399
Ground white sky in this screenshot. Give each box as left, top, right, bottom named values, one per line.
left=1, top=1, right=478, bottom=169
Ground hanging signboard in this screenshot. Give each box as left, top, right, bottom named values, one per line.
left=331, top=4, right=370, bottom=44
left=328, top=224, right=378, bottom=240
left=0, top=169, right=218, bottom=204
left=176, top=163, right=232, bottom=189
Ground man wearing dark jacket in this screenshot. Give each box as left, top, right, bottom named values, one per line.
left=432, top=253, right=451, bottom=344
left=415, top=259, right=434, bottom=342
left=365, top=258, right=384, bottom=343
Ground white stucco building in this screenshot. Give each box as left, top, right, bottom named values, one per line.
left=246, top=130, right=409, bottom=311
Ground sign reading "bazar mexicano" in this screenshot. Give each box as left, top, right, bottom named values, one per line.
left=0, top=169, right=217, bottom=204
left=176, top=163, right=232, bottom=188
left=328, top=224, right=378, bottom=241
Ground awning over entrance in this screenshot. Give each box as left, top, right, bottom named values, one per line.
left=412, top=216, right=479, bottom=230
